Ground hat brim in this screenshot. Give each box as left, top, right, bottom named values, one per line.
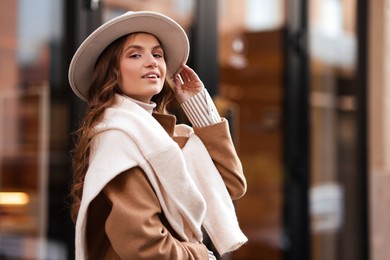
left=68, top=11, right=189, bottom=101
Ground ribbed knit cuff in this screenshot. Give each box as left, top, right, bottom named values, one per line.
left=181, top=89, right=221, bottom=127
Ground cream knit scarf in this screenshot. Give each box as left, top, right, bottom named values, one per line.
left=76, top=94, right=247, bottom=258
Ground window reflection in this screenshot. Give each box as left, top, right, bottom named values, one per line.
left=309, top=0, right=359, bottom=260
left=0, top=0, right=362, bottom=259
left=103, top=0, right=195, bottom=27
left=218, top=0, right=285, bottom=259
left=0, top=0, right=65, bottom=259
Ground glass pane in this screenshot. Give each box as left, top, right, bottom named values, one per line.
left=218, top=0, right=285, bottom=259
left=309, top=0, right=358, bottom=259
left=98, top=1, right=285, bottom=259
left=103, top=0, right=195, bottom=25
left=0, top=0, right=66, bottom=258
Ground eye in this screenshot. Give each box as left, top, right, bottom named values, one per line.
left=129, top=53, right=141, bottom=58
left=153, top=53, right=163, bottom=58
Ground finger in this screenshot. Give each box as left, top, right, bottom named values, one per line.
left=180, top=68, right=191, bottom=83
left=182, top=64, right=200, bottom=82
left=175, top=74, right=184, bottom=85
left=172, top=75, right=183, bottom=92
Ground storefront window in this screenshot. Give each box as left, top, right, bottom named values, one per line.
left=0, top=1, right=364, bottom=259
left=0, top=0, right=66, bottom=258
left=218, top=0, right=285, bottom=258
left=103, top=0, right=195, bottom=26
left=309, top=0, right=359, bottom=259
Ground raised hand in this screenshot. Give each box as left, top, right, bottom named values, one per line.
left=173, top=64, right=205, bottom=104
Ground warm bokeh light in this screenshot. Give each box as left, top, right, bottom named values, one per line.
left=0, top=192, right=30, bottom=205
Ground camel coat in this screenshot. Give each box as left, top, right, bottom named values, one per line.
left=84, top=113, right=246, bottom=259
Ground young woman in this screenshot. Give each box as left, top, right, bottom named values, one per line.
left=68, top=11, right=247, bottom=259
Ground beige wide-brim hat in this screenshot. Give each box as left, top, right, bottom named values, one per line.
left=68, top=11, right=189, bottom=101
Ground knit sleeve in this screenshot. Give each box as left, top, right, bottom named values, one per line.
left=181, top=89, right=221, bottom=127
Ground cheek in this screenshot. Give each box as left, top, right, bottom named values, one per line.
left=160, top=63, right=167, bottom=77
left=121, top=62, right=133, bottom=74
left=118, top=64, right=134, bottom=88
left=120, top=63, right=138, bottom=81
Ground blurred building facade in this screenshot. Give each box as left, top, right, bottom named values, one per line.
left=0, top=0, right=388, bottom=259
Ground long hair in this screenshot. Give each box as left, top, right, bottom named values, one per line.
left=70, top=33, right=175, bottom=222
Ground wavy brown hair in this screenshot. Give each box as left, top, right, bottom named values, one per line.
left=70, top=33, right=175, bottom=222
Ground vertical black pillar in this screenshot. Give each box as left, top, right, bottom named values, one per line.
left=61, top=1, right=103, bottom=259
left=283, top=0, right=310, bottom=259
left=190, top=0, right=219, bottom=97
left=70, top=0, right=103, bottom=127
left=356, top=0, right=369, bottom=259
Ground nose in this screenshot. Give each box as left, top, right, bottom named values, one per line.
left=145, top=55, right=158, bottom=68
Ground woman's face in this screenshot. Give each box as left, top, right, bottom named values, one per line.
left=118, top=33, right=167, bottom=103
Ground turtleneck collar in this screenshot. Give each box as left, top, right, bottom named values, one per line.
left=121, top=95, right=157, bottom=114
left=113, top=94, right=176, bottom=136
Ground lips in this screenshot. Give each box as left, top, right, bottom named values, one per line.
left=142, top=71, right=160, bottom=79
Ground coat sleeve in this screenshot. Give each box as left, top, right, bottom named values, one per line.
left=193, top=118, right=247, bottom=199
left=102, top=166, right=209, bottom=260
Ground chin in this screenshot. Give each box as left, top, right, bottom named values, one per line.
left=151, top=86, right=164, bottom=95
